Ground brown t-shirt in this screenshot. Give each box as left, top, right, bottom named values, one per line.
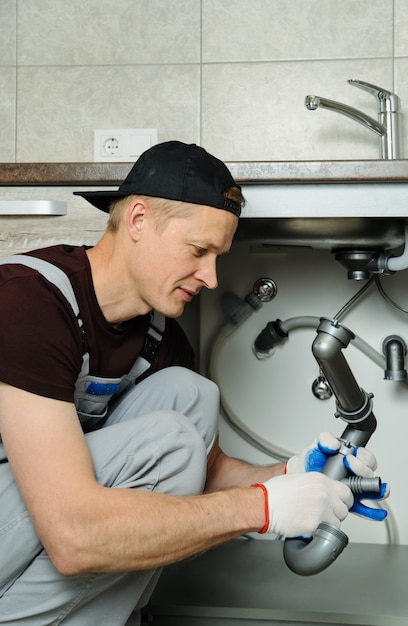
left=0, top=245, right=195, bottom=403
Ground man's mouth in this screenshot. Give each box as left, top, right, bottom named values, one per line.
left=179, top=287, right=198, bottom=302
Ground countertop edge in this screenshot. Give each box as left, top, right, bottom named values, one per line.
left=0, top=160, right=407, bottom=185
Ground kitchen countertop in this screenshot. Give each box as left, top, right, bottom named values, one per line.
left=1, top=160, right=407, bottom=230
left=0, top=160, right=407, bottom=185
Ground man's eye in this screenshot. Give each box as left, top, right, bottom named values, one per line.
left=194, top=247, right=207, bottom=257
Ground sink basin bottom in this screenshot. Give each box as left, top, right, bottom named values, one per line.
left=235, top=217, right=406, bottom=250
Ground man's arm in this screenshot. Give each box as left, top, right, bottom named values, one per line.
left=205, top=437, right=284, bottom=491
left=0, top=384, right=357, bottom=575
left=0, top=383, right=265, bottom=575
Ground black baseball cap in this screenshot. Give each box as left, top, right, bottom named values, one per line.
left=74, top=140, right=242, bottom=217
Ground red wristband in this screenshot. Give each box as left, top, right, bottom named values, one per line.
left=251, top=483, right=269, bottom=534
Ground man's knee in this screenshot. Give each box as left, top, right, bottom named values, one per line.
left=107, top=368, right=220, bottom=453
left=164, top=367, right=220, bottom=405
left=89, top=409, right=208, bottom=495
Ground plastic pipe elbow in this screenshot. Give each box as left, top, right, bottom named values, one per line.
left=383, top=335, right=407, bottom=381
left=283, top=523, right=349, bottom=576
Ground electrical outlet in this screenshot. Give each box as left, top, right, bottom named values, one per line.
left=102, top=136, right=121, bottom=157
left=94, top=128, right=158, bottom=162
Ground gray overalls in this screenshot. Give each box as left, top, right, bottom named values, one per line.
left=0, top=255, right=220, bottom=626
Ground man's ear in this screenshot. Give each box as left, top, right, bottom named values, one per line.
left=126, top=199, right=147, bottom=241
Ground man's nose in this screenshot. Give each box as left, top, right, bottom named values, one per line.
left=196, top=257, right=218, bottom=290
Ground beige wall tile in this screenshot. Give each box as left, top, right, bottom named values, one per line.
left=0, top=0, right=16, bottom=66
left=202, top=0, right=393, bottom=62
left=16, top=65, right=200, bottom=162
left=395, top=0, right=408, bottom=56
left=2, top=0, right=406, bottom=162
left=395, top=58, right=408, bottom=152
left=0, top=69, right=16, bottom=162
left=202, top=59, right=394, bottom=161
left=17, top=0, right=200, bottom=65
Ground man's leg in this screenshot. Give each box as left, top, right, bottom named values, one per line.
left=106, top=366, right=220, bottom=456
left=0, top=368, right=219, bottom=625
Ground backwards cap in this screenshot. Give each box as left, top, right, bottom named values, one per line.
left=74, top=140, right=242, bottom=217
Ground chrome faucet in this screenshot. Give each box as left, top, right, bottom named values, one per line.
left=305, top=79, right=402, bottom=159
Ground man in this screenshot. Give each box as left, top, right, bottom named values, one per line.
left=0, top=141, right=386, bottom=625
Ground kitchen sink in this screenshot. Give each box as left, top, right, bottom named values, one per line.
left=236, top=182, right=408, bottom=250
left=235, top=216, right=405, bottom=249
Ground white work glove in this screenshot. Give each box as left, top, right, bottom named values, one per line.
left=285, top=431, right=377, bottom=478
left=253, top=472, right=353, bottom=538
left=285, top=431, right=389, bottom=522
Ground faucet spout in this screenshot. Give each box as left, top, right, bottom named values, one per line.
left=305, top=95, right=385, bottom=135
left=305, top=78, right=402, bottom=159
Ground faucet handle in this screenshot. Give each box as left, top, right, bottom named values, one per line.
left=348, top=78, right=400, bottom=113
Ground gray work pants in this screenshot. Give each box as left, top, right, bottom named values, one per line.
left=0, top=367, right=220, bottom=625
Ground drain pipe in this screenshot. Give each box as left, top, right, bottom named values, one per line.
left=283, top=317, right=379, bottom=575
left=383, top=226, right=408, bottom=272
left=253, top=315, right=387, bottom=370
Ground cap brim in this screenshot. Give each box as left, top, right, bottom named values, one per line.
left=73, top=190, right=129, bottom=213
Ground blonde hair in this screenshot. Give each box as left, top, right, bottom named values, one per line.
left=106, top=195, right=194, bottom=233
left=106, top=186, right=245, bottom=233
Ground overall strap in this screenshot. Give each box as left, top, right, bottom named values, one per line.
left=129, top=309, right=166, bottom=379
left=0, top=255, right=80, bottom=317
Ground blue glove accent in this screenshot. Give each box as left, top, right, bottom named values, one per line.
left=350, top=482, right=389, bottom=521
left=287, top=535, right=313, bottom=542
left=306, top=442, right=389, bottom=522
left=342, top=445, right=361, bottom=474
left=305, top=440, right=338, bottom=473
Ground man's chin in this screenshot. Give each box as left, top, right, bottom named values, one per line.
left=159, top=302, right=187, bottom=319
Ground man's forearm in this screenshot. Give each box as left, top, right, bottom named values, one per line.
left=54, top=484, right=266, bottom=575
left=205, top=441, right=285, bottom=492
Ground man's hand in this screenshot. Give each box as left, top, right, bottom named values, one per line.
left=285, top=431, right=389, bottom=521
left=285, top=431, right=377, bottom=477
left=254, top=472, right=353, bottom=538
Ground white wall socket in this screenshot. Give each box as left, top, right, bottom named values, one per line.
left=94, top=128, right=158, bottom=162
